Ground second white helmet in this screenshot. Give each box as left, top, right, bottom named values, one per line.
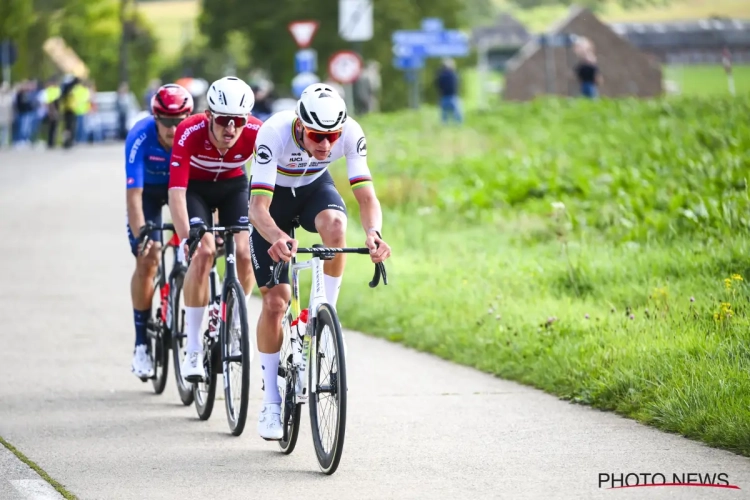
left=206, top=76, right=254, bottom=115
left=296, top=83, right=347, bottom=131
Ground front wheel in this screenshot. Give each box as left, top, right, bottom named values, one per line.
left=222, top=279, right=251, bottom=436
left=279, top=311, right=301, bottom=454
left=308, top=303, right=347, bottom=475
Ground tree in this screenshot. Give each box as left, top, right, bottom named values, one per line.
left=0, top=0, right=157, bottom=96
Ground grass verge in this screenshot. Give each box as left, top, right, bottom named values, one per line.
left=0, top=436, right=78, bottom=499
left=316, top=97, right=750, bottom=456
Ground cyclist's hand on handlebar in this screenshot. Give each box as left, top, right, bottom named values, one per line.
left=268, top=235, right=297, bottom=263
left=137, top=224, right=153, bottom=257
left=365, top=230, right=391, bottom=264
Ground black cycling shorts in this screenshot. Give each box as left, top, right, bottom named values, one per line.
left=250, top=171, right=346, bottom=287
left=186, top=175, right=250, bottom=230
left=126, top=184, right=168, bottom=256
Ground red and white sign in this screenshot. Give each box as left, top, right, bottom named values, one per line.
left=288, top=20, right=319, bottom=48
left=327, top=50, right=363, bottom=84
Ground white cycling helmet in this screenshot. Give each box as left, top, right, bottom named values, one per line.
left=296, top=83, right=347, bottom=131
left=206, top=76, right=254, bottom=115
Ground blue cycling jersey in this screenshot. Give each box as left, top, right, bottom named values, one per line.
left=125, top=116, right=171, bottom=188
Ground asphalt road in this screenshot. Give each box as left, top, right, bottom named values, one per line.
left=0, top=145, right=748, bottom=500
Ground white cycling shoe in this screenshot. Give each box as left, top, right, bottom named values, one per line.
left=257, top=403, right=284, bottom=441
left=181, top=350, right=205, bottom=382
left=131, top=344, right=155, bottom=379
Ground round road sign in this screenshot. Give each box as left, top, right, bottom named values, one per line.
left=327, top=50, right=363, bottom=84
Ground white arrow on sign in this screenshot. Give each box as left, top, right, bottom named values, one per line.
left=328, top=51, right=363, bottom=84
left=288, top=21, right=319, bottom=48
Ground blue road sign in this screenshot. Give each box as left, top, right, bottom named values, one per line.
left=421, top=18, right=443, bottom=32
left=292, top=71, right=320, bottom=99
left=391, top=28, right=470, bottom=58
left=393, top=54, right=424, bottom=70
left=295, top=49, right=317, bottom=74
left=0, top=40, right=17, bottom=67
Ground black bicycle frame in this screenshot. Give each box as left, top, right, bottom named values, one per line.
left=187, top=223, right=251, bottom=365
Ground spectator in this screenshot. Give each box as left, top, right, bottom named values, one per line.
left=434, top=58, right=462, bottom=125
left=43, top=77, right=61, bottom=148
left=574, top=38, right=602, bottom=99
left=59, top=75, right=81, bottom=149
left=13, top=80, right=39, bottom=147
left=0, top=82, right=13, bottom=148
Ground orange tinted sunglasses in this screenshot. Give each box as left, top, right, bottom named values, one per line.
left=303, top=126, right=342, bottom=144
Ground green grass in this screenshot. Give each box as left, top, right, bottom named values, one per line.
left=0, top=436, right=78, bottom=499
left=310, top=96, right=750, bottom=456
left=665, top=65, right=750, bottom=96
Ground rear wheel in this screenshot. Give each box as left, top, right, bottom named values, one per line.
left=222, top=280, right=251, bottom=436
left=308, top=303, right=347, bottom=475
left=170, top=271, right=194, bottom=406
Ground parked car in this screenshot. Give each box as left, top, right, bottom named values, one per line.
left=92, top=91, right=141, bottom=140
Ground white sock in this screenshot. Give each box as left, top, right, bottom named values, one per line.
left=324, top=274, right=342, bottom=308
left=185, top=306, right=206, bottom=353
left=260, top=351, right=281, bottom=404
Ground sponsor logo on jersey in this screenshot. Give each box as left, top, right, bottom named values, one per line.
left=128, top=132, right=148, bottom=164
left=255, top=144, right=272, bottom=164
left=177, top=119, right=206, bottom=147
left=127, top=177, right=135, bottom=185
left=171, top=161, right=180, bottom=167
left=148, top=155, right=166, bottom=162
left=356, top=137, right=367, bottom=157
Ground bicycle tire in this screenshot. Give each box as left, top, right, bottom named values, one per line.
left=222, top=279, right=251, bottom=436
left=149, top=318, right=169, bottom=395
left=169, top=271, right=194, bottom=406
left=193, top=332, right=218, bottom=421
left=278, top=308, right=301, bottom=454
left=308, top=303, right=347, bottom=475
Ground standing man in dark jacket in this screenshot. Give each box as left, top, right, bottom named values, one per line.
left=434, top=58, right=462, bottom=125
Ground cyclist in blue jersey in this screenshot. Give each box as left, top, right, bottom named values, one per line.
left=125, top=83, right=193, bottom=379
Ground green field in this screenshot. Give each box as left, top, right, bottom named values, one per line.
left=304, top=95, right=750, bottom=457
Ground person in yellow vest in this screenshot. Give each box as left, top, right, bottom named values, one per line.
left=44, top=78, right=61, bottom=148
left=59, top=75, right=80, bottom=149
left=73, top=81, right=91, bottom=143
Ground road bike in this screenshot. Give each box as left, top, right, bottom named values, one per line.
left=266, top=219, right=387, bottom=475
left=186, top=223, right=253, bottom=436
left=134, top=222, right=182, bottom=396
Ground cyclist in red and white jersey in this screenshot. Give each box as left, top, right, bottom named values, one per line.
left=168, top=76, right=262, bottom=381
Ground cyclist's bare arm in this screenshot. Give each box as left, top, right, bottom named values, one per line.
left=249, top=195, right=288, bottom=245
left=168, top=189, right=190, bottom=241
left=352, top=185, right=383, bottom=236
left=126, top=188, right=146, bottom=236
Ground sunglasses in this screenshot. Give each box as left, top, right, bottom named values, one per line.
left=303, top=126, right=342, bottom=144
left=156, top=116, right=186, bottom=128
left=212, top=114, right=248, bottom=128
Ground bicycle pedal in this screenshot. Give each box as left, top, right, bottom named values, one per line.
left=185, top=374, right=204, bottom=383
left=261, top=437, right=281, bottom=442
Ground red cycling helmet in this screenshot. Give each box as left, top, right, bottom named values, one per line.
left=151, top=84, right=194, bottom=116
